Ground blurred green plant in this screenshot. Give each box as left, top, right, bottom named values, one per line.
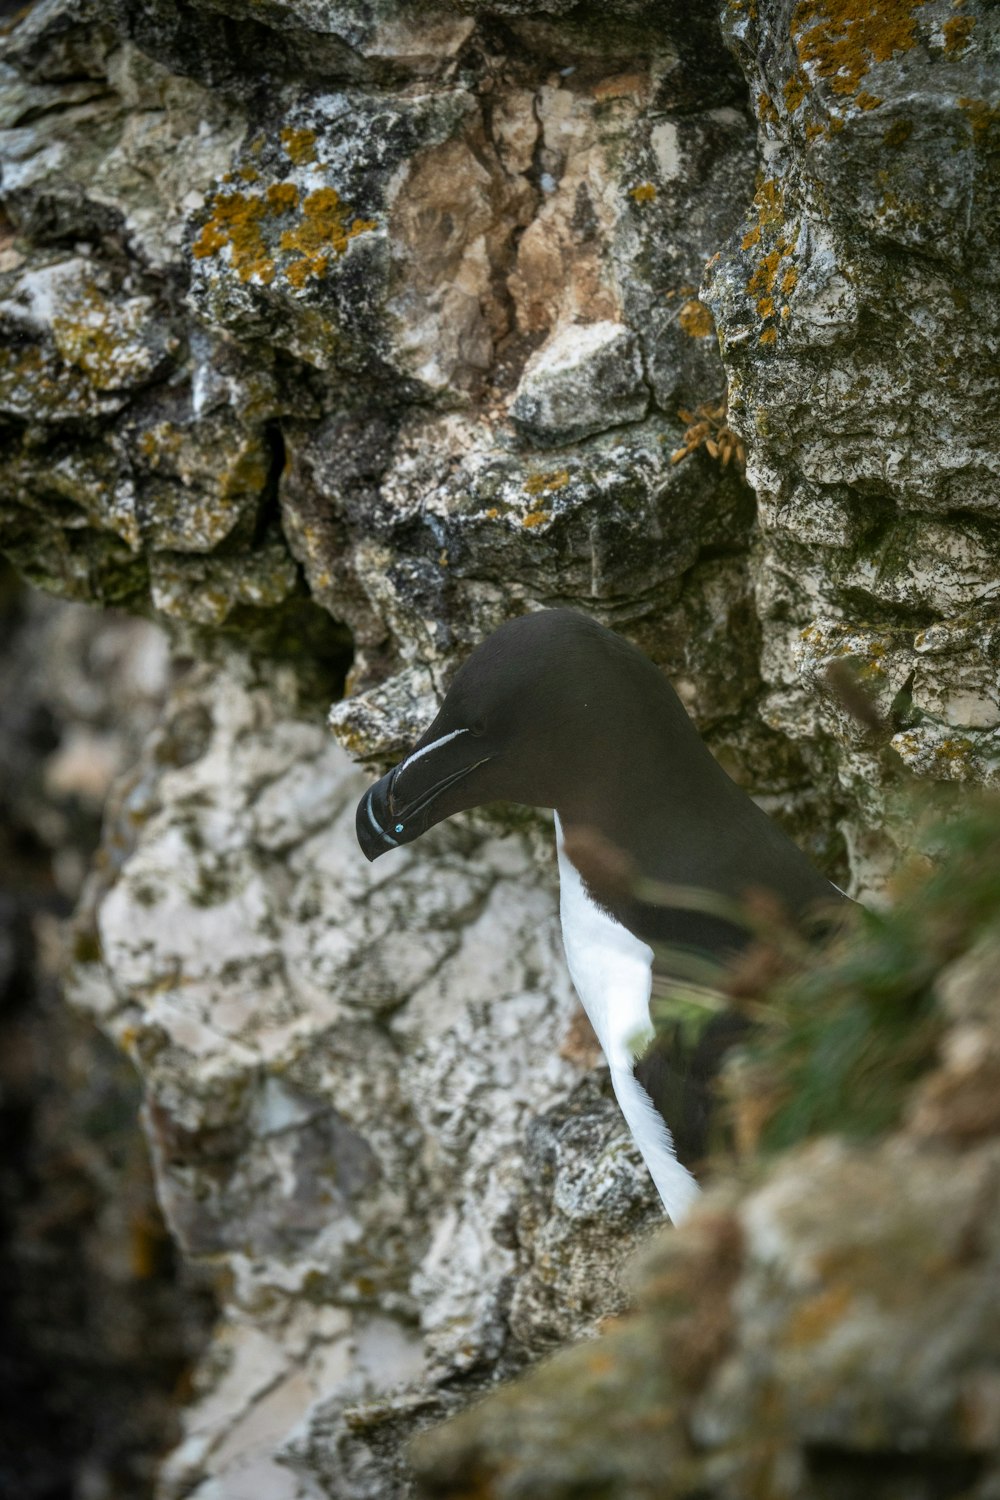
left=644, top=798, right=1000, bottom=1158
left=712, top=795, right=1000, bottom=1155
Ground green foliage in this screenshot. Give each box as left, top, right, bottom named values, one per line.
left=734, top=795, right=1000, bottom=1153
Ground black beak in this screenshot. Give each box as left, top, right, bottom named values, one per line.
left=356, top=733, right=493, bottom=863
left=356, top=770, right=399, bottom=862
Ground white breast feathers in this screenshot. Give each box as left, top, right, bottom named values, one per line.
left=553, top=813, right=700, bottom=1224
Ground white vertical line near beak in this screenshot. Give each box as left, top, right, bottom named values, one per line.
left=366, top=795, right=398, bottom=846
left=398, top=726, right=469, bottom=773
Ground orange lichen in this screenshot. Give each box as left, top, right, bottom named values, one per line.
left=757, top=295, right=776, bottom=318
left=741, top=223, right=762, bottom=250
left=943, top=13, right=974, bottom=52
left=629, top=182, right=658, bottom=203
left=958, top=96, right=1000, bottom=144
left=760, top=326, right=778, bottom=345
left=755, top=177, right=784, bottom=225
left=484, top=507, right=500, bottom=519
left=783, top=72, right=809, bottom=111
left=192, top=191, right=275, bottom=284
left=522, top=508, right=551, bottom=528
left=238, top=164, right=260, bottom=183
left=280, top=126, right=318, bottom=164
left=280, top=187, right=376, bottom=264
left=855, top=90, right=884, bottom=110
left=792, top=0, right=928, bottom=98
left=265, top=181, right=300, bottom=214
left=678, top=298, right=714, bottom=337
left=285, top=254, right=328, bottom=289
left=747, top=247, right=782, bottom=298
left=781, top=265, right=799, bottom=295
left=524, top=469, right=570, bottom=496
left=194, top=180, right=375, bottom=289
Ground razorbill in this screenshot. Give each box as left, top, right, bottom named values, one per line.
left=355, top=610, right=845, bottom=1222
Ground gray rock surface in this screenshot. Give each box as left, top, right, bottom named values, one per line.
left=705, top=0, right=1000, bottom=892
left=1, top=0, right=999, bottom=1493
left=0, top=571, right=214, bottom=1499
left=69, top=649, right=664, bottom=1497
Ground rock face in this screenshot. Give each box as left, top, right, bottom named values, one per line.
left=70, top=651, right=663, bottom=1498
left=0, top=569, right=214, bottom=1499
left=412, top=902, right=1000, bottom=1500
left=706, top=0, right=1000, bottom=891
left=2, top=0, right=1000, bottom=1494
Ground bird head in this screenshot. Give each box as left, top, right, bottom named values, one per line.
left=355, top=610, right=618, bottom=861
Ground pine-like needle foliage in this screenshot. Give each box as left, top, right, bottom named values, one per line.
left=725, top=796, right=1000, bottom=1154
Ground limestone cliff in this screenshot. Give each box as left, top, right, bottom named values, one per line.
left=0, top=0, right=998, bottom=1494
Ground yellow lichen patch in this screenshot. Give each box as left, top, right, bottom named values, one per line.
left=678, top=298, right=715, bottom=337
left=855, top=90, right=883, bottom=110
left=522, top=508, right=551, bottom=528
left=285, top=254, right=328, bottom=289
left=943, top=13, right=974, bottom=52
left=238, top=164, right=260, bottom=184
left=50, top=284, right=157, bottom=391
left=484, top=507, right=499, bottom=520
left=792, top=0, right=928, bottom=98
left=746, top=229, right=797, bottom=328
left=747, top=247, right=782, bottom=299
left=758, top=91, right=780, bottom=125
left=279, top=187, right=376, bottom=284
left=784, top=72, right=809, bottom=112
left=781, top=265, right=799, bottom=295
left=755, top=177, right=784, bottom=226
left=280, top=126, right=317, bottom=165
left=629, top=181, right=658, bottom=203
left=265, top=181, right=299, bottom=215
left=958, top=97, right=1000, bottom=145
left=192, top=191, right=275, bottom=284
left=524, top=469, right=570, bottom=497
left=760, top=326, right=778, bottom=345
left=741, top=223, right=762, bottom=250
left=194, top=180, right=375, bottom=290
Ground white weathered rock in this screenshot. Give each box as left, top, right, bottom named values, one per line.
left=72, top=653, right=662, bottom=1497
left=510, top=320, right=648, bottom=445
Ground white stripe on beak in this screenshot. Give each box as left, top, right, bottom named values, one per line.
left=367, top=795, right=398, bottom=846
left=398, top=726, right=469, bottom=773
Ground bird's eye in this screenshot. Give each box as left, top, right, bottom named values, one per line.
left=395, top=823, right=404, bottom=834
left=469, top=718, right=487, bottom=738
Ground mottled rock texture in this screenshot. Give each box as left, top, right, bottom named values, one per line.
left=2, top=0, right=1000, bottom=1493
left=0, top=568, right=214, bottom=1499
left=413, top=864, right=1000, bottom=1499
left=707, top=0, right=1000, bottom=891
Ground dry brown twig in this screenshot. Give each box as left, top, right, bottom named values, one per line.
left=671, top=395, right=746, bottom=471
